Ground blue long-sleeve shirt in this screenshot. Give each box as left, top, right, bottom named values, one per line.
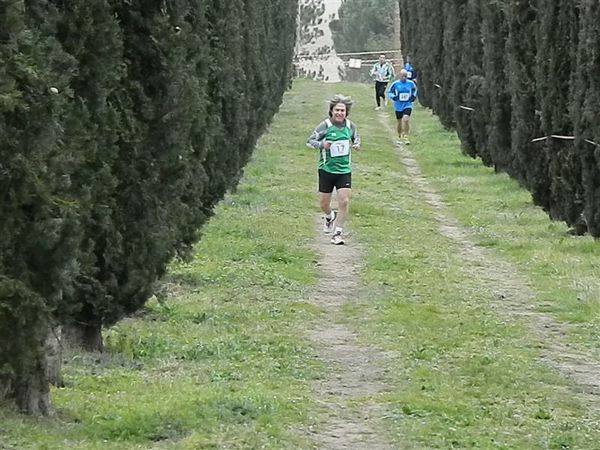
left=404, top=62, right=416, bottom=81
left=387, top=79, right=417, bottom=112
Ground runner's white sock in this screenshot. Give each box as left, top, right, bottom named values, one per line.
left=326, top=211, right=334, bottom=220
left=334, top=226, right=343, bottom=234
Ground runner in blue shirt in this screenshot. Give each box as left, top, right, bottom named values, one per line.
left=388, top=69, right=417, bottom=145
left=403, top=55, right=417, bottom=83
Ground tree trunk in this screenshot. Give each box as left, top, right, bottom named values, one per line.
left=16, top=373, right=53, bottom=416
left=62, top=322, right=103, bottom=352
left=45, top=326, right=64, bottom=387
left=0, top=327, right=55, bottom=415
left=0, top=378, right=12, bottom=404
left=14, top=337, right=54, bottom=416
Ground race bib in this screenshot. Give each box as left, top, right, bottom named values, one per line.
left=330, top=140, right=350, bottom=157
left=398, top=92, right=411, bottom=101
left=406, top=71, right=412, bottom=78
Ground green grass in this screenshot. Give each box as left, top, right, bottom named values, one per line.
left=2, top=79, right=600, bottom=449
left=350, top=88, right=600, bottom=448
left=408, top=106, right=600, bottom=352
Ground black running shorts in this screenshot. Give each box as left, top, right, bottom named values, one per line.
left=318, top=169, right=352, bottom=193
left=395, top=108, right=412, bottom=119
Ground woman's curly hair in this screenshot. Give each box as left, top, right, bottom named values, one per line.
left=328, top=94, right=353, bottom=117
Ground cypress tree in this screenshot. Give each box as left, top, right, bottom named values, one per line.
left=0, top=0, right=81, bottom=414
left=63, top=0, right=209, bottom=347
left=397, top=0, right=413, bottom=60
left=241, top=2, right=272, bottom=149
left=2, top=0, right=299, bottom=414
left=437, top=0, right=464, bottom=129
left=47, top=0, right=125, bottom=350
left=481, top=0, right=511, bottom=172
left=573, top=0, right=600, bottom=236
left=396, top=0, right=600, bottom=235
left=416, top=0, right=444, bottom=111
left=398, top=1, right=422, bottom=80
left=506, top=0, right=544, bottom=193
left=536, top=0, right=582, bottom=228
left=245, top=0, right=297, bottom=136
left=65, top=0, right=300, bottom=348
left=193, top=0, right=250, bottom=226
left=273, top=0, right=300, bottom=90
left=456, top=0, right=486, bottom=162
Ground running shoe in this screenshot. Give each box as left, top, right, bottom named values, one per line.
left=331, top=231, right=345, bottom=245
left=323, top=211, right=336, bottom=233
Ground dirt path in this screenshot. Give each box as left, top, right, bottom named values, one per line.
left=305, top=215, right=393, bottom=449
left=378, top=112, right=600, bottom=404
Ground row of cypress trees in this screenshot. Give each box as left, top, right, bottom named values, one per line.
left=0, top=0, right=298, bottom=414
left=398, top=0, right=600, bottom=235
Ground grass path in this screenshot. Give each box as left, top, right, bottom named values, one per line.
left=3, top=79, right=600, bottom=449
left=377, top=110, right=600, bottom=401
left=304, top=215, right=392, bottom=449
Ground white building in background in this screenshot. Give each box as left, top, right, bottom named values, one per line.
left=295, top=0, right=345, bottom=83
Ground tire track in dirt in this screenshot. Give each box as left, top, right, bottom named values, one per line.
left=304, top=215, right=393, bottom=449
left=378, top=112, right=600, bottom=405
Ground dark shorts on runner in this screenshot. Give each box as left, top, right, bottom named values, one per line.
left=318, top=169, right=352, bottom=193
left=395, top=108, right=412, bottom=119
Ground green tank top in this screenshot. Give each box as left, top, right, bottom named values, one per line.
left=319, top=119, right=353, bottom=174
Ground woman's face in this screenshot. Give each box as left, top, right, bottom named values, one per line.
left=331, top=103, right=347, bottom=124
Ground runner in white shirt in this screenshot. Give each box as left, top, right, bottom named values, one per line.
left=369, top=54, right=395, bottom=110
